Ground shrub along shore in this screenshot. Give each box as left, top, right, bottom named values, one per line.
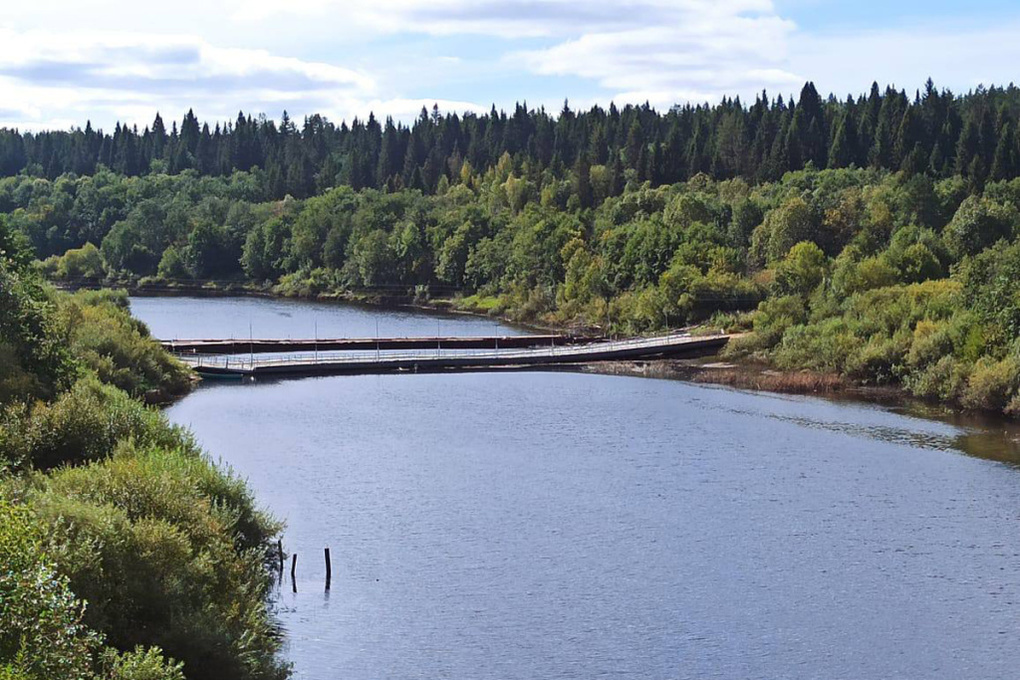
left=1, top=219, right=287, bottom=679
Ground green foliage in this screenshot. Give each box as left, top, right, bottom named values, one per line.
left=156, top=246, right=189, bottom=279
left=773, top=241, right=828, bottom=296
left=19, top=442, right=284, bottom=680
left=943, top=195, right=1019, bottom=258
left=829, top=250, right=899, bottom=299
left=41, top=242, right=105, bottom=280
left=746, top=295, right=808, bottom=351
left=961, top=357, right=1020, bottom=412
left=0, top=218, right=75, bottom=401
left=761, top=196, right=818, bottom=263
left=728, top=199, right=763, bottom=248
left=0, top=79, right=1012, bottom=213
left=843, top=333, right=910, bottom=385
left=957, top=239, right=1020, bottom=343
left=0, top=377, right=194, bottom=470
left=101, top=647, right=185, bottom=680
left=0, top=195, right=284, bottom=680
left=0, top=500, right=187, bottom=680
left=0, top=502, right=98, bottom=680
left=51, top=290, right=191, bottom=400
left=883, top=225, right=947, bottom=283
left=772, top=317, right=863, bottom=374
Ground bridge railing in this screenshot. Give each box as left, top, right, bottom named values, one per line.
left=175, top=332, right=721, bottom=372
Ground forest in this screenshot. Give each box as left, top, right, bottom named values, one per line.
left=10, top=79, right=1020, bottom=422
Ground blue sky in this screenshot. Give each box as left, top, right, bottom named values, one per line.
left=0, top=0, right=1018, bottom=130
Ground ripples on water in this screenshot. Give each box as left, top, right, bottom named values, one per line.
left=136, top=297, right=1020, bottom=680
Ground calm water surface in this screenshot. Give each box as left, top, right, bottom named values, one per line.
left=130, top=295, right=523, bottom=340
left=134, top=296, right=1020, bottom=680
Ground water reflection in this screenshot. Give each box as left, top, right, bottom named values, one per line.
left=624, top=379, right=1020, bottom=466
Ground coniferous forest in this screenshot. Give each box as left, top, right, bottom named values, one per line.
left=5, top=80, right=1020, bottom=196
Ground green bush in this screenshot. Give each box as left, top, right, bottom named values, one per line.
left=773, top=241, right=828, bottom=296
left=0, top=343, right=43, bottom=406
left=772, top=317, right=862, bottom=374
left=0, top=255, right=75, bottom=401
left=0, top=502, right=98, bottom=680
left=961, top=356, right=1020, bottom=413
left=53, top=290, right=191, bottom=400
left=52, top=243, right=106, bottom=280
left=905, top=319, right=956, bottom=370
left=20, top=444, right=285, bottom=680
left=943, top=195, right=1018, bottom=259
left=747, top=295, right=807, bottom=350
left=957, top=239, right=1020, bottom=345
left=0, top=377, right=195, bottom=470
left=904, top=355, right=970, bottom=401
left=101, top=647, right=185, bottom=680
left=844, top=332, right=910, bottom=385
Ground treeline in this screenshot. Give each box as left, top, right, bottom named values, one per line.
left=6, top=80, right=1020, bottom=200
left=0, top=220, right=287, bottom=679
left=31, top=160, right=1020, bottom=417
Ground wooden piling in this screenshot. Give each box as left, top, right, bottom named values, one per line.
left=324, top=547, right=332, bottom=590
left=290, top=553, right=298, bottom=593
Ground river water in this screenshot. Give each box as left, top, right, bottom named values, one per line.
left=133, top=296, right=1020, bottom=680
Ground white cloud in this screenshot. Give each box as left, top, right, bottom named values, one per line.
left=228, top=0, right=781, bottom=38
left=0, top=28, right=374, bottom=92
left=0, top=28, right=380, bottom=129
left=2, top=0, right=1020, bottom=131
left=511, top=3, right=799, bottom=108
left=509, top=7, right=1020, bottom=110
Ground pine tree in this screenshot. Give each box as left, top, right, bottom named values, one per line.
left=574, top=152, right=593, bottom=209
left=990, top=122, right=1016, bottom=181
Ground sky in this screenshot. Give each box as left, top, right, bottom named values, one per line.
left=1, top=0, right=1019, bottom=131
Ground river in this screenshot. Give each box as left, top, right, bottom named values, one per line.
left=133, top=295, right=1020, bottom=680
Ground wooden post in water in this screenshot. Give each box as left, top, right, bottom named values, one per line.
left=290, top=553, right=298, bottom=593
left=324, top=547, right=332, bottom=590
left=277, top=539, right=284, bottom=575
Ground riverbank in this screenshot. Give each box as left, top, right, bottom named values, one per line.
left=581, top=358, right=951, bottom=414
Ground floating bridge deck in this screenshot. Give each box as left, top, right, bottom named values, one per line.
left=171, top=333, right=732, bottom=379
left=162, top=334, right=586, bottom=355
